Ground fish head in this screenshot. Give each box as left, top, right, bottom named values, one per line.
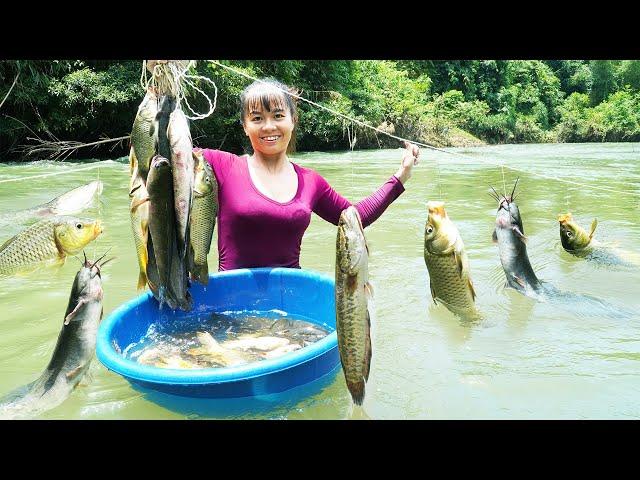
left=146, top=155, right=172, bottom=193
left=494, top=192, right=523, bottom=231
left=193, top=152, right=215, bottom=197
left=337, top=206, right=367, bottom=274
left=424, top=201, right=456, bottom=253
left=67, top=251, right=106, bottom=321
left=137, top=88, right=159, bottom=120
left=54, top=217, right=103, bottom=255
left=558, top=213, right=587, bottom=250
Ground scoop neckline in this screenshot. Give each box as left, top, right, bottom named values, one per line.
left=244, top=155, right=301, bottom=206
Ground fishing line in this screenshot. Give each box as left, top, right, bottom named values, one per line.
left=0, top=164, right=109, bottom=184
left=208, top=60, right=640, bottom=199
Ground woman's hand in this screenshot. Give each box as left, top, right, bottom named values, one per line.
left=394, top=141, right=420, bottom=184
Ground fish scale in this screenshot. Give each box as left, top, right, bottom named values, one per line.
left=0, top=220, right=61, bottom=276
left=424, top=252, right=476, bottom=312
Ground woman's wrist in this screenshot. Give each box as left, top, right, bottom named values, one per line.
left=394, top=167, right=411, bottom=185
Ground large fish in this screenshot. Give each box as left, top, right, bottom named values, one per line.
left=0, top=181, right=103, bottom=227
left=129, top=169, right=150, bottom=291
left=189, top=150, right=218, bottom=285
left=168, top=107, right=194, bottom=259
left=423, top=201, right=479, bottom=319
left=335, top=206, right=373, bottom=406
left=0, top=254, right=105, bottom=419
left=558, top=213, right=640, bottom=268
left=145, top=155, right=177, bottom=309
left=491, top=181, right=544, bottom=296
left=130, top=88, right=159, bottom=182
left=0, top=216, right=103, bottom=277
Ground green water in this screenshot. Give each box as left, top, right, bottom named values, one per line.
left=1, top=143, right=639, bottom=419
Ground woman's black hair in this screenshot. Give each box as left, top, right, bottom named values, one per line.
left=240, top=78, right=300, bottom=153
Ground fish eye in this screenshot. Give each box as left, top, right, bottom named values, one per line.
left=205, top=177, right=210, bottom=183
left=76, top=223, right=83, bottom=229
left=566, top=231, right=572, bottom=237
left=426, top=225, right=434, bottom=234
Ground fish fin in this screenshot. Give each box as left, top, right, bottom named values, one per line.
left=589, top=218, right=598, bottom=240
left=430, top=282, right=438, bottom=305
left=492, top=229, right=498, bottom=244
left=191, top=261, right=209, bottom=286
left=137, top=271, right=148, bottom=291
left=130, top=197, right=149, bottom=212
left=65, top=365, right=84, bottom=381
left=467, top=277, right=477, bottom=302
left=347, top=377, right=366, bottom=406
left=512, top=274, right=526, bottom=288
left=362, top=308, right=372, bottom=382
left=129, top=147, right=137, bottom=176
left=512, top=225, right=527, bottom=242
left=454, top=251, right=464, bottom=278
left=364, top=281, right=374, bottom=299
left=64, top=298, right=87, bottom=325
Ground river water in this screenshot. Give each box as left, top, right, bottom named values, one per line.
left=0, top=143, right=639, bottom=419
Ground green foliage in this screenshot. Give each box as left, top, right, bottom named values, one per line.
left=556, top=90, right=640, bottom=142
left=1, top=59, right=639, bottom=160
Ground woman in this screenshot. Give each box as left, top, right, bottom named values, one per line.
left=149, top=61, right=420, bottom=271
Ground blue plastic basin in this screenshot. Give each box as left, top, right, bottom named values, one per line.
left=96, top=268, right=340, bottom=403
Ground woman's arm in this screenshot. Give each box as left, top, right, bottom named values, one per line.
left=313, top=142, right=420, bottom=227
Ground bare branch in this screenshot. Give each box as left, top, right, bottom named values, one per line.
left=0, top=70, right=20, bottom=111
left=16, top=135, right=131, bottom=161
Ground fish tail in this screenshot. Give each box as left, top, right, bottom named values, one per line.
left=137, top=271, right=148, bottom=291
left=191, top=261, right=209, bottom=286
left=347, top=378, right=366, bottom=406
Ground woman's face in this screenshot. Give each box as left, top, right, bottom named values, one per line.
left=242, top=95, right=294, bottom=157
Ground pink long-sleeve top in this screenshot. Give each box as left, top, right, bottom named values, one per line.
left=200, top=149, right=405, bottom=271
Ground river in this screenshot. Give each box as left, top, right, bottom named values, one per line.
left=0, top=142, right=639, bottom=419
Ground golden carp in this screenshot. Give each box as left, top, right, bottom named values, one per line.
left=0, top=216, right=103, bottom=277
left=167, top=107, right=194, bottom=259
left=558, top=213, right=597, bottom=252
left=189, top=150, right=218, bottom=285
left=423, top=201, right=479, bottom=319
left=335, top=206, right=372, bottom=406
left=130, top=88, right=159, bottom=182
left=558, top=212, right=640, bottom=267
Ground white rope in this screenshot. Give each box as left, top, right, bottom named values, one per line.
left=0, top=163, right=109, bottom=184
left=141, top=61, right=218, bottom=121
left=207, top=60, right=640, bottom=198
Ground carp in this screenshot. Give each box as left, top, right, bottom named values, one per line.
left=423, top=201, right=479, bottom=319
left=0, top=216, right=103, bottom=277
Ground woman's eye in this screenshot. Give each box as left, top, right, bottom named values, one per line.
left=76, top=223, right=83, bottom=229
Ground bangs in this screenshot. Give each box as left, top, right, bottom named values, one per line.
left=245, top=88, right=288, bottom=115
